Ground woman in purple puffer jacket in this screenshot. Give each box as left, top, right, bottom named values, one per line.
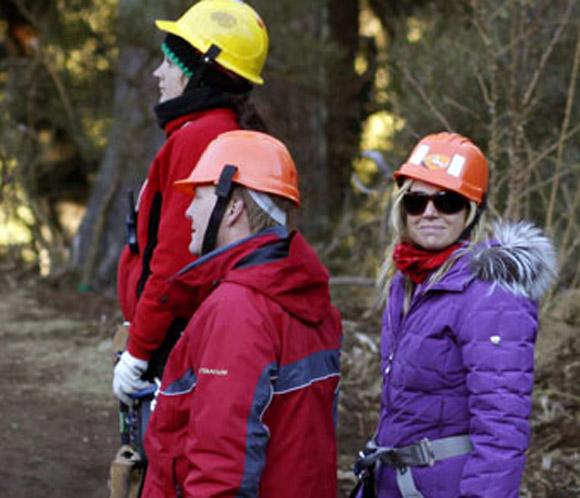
left=353, top=132, right=557, bottom=498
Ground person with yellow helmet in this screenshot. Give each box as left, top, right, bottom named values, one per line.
left=351, top=132, right=556, bottom=498
left=141, top=130, right=342, bottom=497
left=114, top=0, right=268, bottom=403
left=111, top=2, right=270, bottom=488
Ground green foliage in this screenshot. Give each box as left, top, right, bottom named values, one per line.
left=117, top=0, right=188, bottom=45
left=0, top=0, right=118, bottom=271
left=0, top=0, right=578, bottom=292
left=251, top=0, right=343, bottom=90
left=340, top=0, right=580, bottom=291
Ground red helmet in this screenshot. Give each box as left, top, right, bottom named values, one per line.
left=174, top=130, right=299, bottom=255
left=175, top=130, right=300, bottom=206
left=394, top=132, right=489, bottom=204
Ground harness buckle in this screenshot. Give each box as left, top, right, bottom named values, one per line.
left=354, top=441, right=395, bottom=478
left=381, top=448, right=405, bottom=470
left=354, top=448, right=376, bottom=479
left=415, top=438, right=436, bottom=467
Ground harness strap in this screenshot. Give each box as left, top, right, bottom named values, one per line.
left=427, top=435, right=473, bottom=462
left=391, top=435, right=473, bottom=467
left=354, top=434, right=473, bottom=498
left=396, top=466, right=423, bottom=498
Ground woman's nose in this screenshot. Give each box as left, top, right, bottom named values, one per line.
left=153, top=62, right=164, bottom=78
left=423, top=200, right=438, bottom=216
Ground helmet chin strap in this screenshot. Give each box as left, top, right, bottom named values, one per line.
left=201, top=165, right=238, bottom=255
left=185, top=43, right=222, bottom=91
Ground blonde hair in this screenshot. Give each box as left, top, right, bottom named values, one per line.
left=234, top=186, right=297, bottom=233
left=376, top=179, right=488, bottom=309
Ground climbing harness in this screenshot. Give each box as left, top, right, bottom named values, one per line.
left=352, top=435, right=473, bottom=498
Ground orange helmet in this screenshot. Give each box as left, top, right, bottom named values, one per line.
left=394, top=132, right=489, bottom=204
left=175, top=130, right=300, bottom=206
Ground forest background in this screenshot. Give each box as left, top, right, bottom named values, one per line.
left=0, top=0, right=579, bottom=497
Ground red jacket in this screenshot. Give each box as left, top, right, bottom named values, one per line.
left=117, top=108, right=239, bottom=360
left=142, top=228, right=342, bottom=498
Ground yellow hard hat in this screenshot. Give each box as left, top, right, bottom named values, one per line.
left=155, top=0, right=268, bottom=85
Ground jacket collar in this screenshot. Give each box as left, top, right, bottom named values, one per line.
left=176, top=226, right=290, bottom=284
left=164, top=226, right=332, bottom=325
left=163, top=112, right=197, bottom=137
left=391, top=250, right=474, bottom=295
left=424, top=221, right=557, bottom=300
left=162, top=228, right=291, bottom=315
left=156, top=86, right=238, bottom=131
left=422, top=253, right=475, bottom=293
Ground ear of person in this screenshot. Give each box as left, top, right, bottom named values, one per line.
left=227, top=197, right=244, bottom=225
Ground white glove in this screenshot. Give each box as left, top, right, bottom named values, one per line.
left=113, top=351, right=153, bottom=406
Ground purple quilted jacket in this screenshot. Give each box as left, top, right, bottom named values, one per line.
left=374, top=222, right=556, bottom=498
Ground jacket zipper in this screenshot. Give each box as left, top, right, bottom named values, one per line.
left=384, top=285, right=427, bottom=410
left=384, top=307, right=395, bottom=410
left=172, top=458, right=184, bottom=498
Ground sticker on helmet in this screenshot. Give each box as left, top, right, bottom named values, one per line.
left=422, top=154, right=450, bottom=170
left=409, top=144, right=430, bottom=165
left=447, top=154, right=465, bottom=177
left=211, top=12, right=237, bottom=28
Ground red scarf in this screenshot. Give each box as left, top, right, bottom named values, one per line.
left=393, top=242, right=463, bottom=284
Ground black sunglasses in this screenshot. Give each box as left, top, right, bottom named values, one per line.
left=402, top=190, right=468, bottom=215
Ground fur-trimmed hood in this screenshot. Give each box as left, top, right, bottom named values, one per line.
left=469, top=221, right=557, bottom=301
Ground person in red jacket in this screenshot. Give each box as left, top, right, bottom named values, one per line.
left=113, top=0, right=269, bottom=405
left=141, top=130, right=343, bottom=498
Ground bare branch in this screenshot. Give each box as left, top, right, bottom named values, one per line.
left=561, top=183, right=579, bottom=236
left=560, top=179, right=580, bottom=263
left=535, top=388, right=580, bottom=405
left=526, top=122, right=580, bottom=174
left=571, top=256, right=580, bottom=289
left=399, top=65, right=453, bottom=131
left=10, top=0, right=37, bottom=25
left=442, top=96, right=480, bottom=119
left=470, top=1, right=492, bottom=48
left=330, top=276, right=375, bottom=288
left=471, top=1, right=501, bottom=195
left=521, top=0, right=574, bottom=110
left=495, top=1, right=550, bottom=59
left=545, top=25, right=580, bottom=233
left=517, top=162, right=579, bottom=199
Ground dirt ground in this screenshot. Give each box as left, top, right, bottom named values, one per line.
left=0, top=270, right=119, bottom=498
left=0, top=269, right=578, bottom=498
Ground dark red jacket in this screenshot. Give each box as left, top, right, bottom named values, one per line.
left=142, top=228, right=342, bottom=498
left=117, top=108, right=239, bottom=360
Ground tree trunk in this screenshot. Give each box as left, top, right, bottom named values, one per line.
left=250, top=0, right=366, bottom=240
left=249, top=1, right=330, bottom=239
left=325, top=0, right=364, bottom=225
left=72, top=0, right=187, bottom=291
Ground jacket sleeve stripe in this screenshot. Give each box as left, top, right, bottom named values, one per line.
left=160, top=368, right=197, bottom=396
left=237, top=362, right=277, bottom=497
left=273, top=349, right=341, bottom=395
